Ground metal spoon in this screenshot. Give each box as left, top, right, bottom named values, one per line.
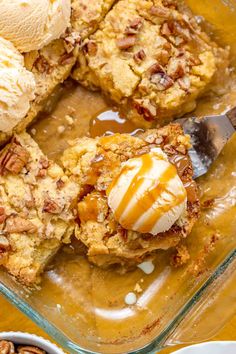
left=177, top=107, right=236, bottom=178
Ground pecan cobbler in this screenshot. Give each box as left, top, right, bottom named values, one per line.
left=62, top=124, right=199, bottom=268
left=0, top=0, right=231, bottom=284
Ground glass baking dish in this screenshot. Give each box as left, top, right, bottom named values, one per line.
left=1, top=0, right=236, bottom=353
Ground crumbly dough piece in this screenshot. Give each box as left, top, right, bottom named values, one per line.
left=0, top=132, right=78, bottom=285
left=62, top=124, right=200, bottom=268
left=72, top=0, right=229, bottom=127
left=71, top=0, right=117, bottom=39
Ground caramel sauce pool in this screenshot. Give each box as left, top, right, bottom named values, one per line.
left=26, top=1, right=236, bottom=352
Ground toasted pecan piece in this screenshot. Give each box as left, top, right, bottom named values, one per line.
left=5, top=216, right=37, bottom=234
left=117, top=36, right=136, bottom=50
left=0, top=141, right=29, bottom=176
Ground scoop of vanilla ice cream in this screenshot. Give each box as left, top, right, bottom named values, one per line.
left=107, top=148, right=187, bottom=235
left=0, top=0, right=71, bottom=52
left=0, top=37, right=36, bottom=133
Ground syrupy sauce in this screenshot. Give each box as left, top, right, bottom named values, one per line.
left=22, top=1, right=236, bottom=352
left=89, top=110, right=143, bottom=138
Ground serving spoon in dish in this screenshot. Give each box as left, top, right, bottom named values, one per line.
left=177, top=107, right=236, bottom=178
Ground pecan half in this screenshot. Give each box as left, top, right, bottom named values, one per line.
left=18, top=346, right=46, bottom=354
left=0, top=142, right=29, bottom=176
left=133, top=49, right=146, bottom=64
left=43, top=198, right=62, bottom=214
left=117, top=35, right=136, bottom=50
left=0, top=340, right=15, bottom=354
left=5, top=216, right=37, bottom=234
left=125, top=18, right=142, bottom=34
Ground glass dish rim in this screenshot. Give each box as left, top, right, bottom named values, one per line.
left=0, top=249, right=235, bottom=354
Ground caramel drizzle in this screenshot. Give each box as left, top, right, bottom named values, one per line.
left=111, top=154, right=153, bottom=222
left=108, top=153, right=187, bottom=233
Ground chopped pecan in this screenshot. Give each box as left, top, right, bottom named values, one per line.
left=37, top=157, right=49, bottom=178
left=5, top=216, right=37, bottom=234
left=84, top=40, right=98, bottom=56
left=162, top=0, right=178, bottom=8
left=59, top=53, right=75, bottom=66
left=161, top=20, right=192, bottom=42
left=125, top=18, right=142, bottom=34
left=134, top=99, right=156, bottom=121
left=18, top=346, right=46, bottom=354
left=148, top=63, right=174, bottom=90
left=62, top=28, right=81, bottom=53
left=43, top=198, right=62, bottom=214
left=0, top=340, right=15, bottom=354
left=117, top=35, right=136, bottom=50
left=178, top=76, right=190, bottom=91
left=56, top=178, right=65, bottom=189
left=40, top=157, right=49, bottom=169
left=133, top=49, right=146, bottom=64
left=0, top=142, right=29, bottom=176
left=0, top=207, right=6, bottom=224
left=150, top=71, right=174, bottom=90
left=150, top=5, right=171, bottom=18
left=167, top=58, right=186, bottom=79
left=0, top=235, right=10, bottom=253
left=161, top=22, right=172, bottom=36
left=188, top=55, right=202, bottom=66
left=34, top=55, right=52, bottom=74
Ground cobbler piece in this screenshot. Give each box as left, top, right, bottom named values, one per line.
left=62, top=124, right=200, bottom=268
left=0, top=132, right=78, bottom=285
left=71, top=0, right=117, bottom=39
left=72, top=0, right=229, bottom=127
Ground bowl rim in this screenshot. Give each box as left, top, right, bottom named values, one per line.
left=0, top=331, right=66, bottom=354
left=172, top=341, right=236, bottom=354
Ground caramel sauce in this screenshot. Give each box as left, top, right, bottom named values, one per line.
left=90, top=110, right=143, bottom=138
left=110, top=154, right=153, bottom=224
left=78, top=193, right=100, bottom=223
left=170, top=154, right=190, bottom=177
left=122, top=164, right=177, bottom=231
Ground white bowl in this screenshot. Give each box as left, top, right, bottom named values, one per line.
left=0, top=332, right=65, bottom=354
left=172, top=341, right=236, bottom=354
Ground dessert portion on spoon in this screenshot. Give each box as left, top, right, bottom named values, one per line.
left=62, top=123, right=200, bottom=269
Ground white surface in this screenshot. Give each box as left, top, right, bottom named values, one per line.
left=172, top=341, right=236, bottom=354
left=0, top=332, right=65, bottom=354
left=108, top=149, right=187, bottom=235
left=138, top=261, right=155, bottom=274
